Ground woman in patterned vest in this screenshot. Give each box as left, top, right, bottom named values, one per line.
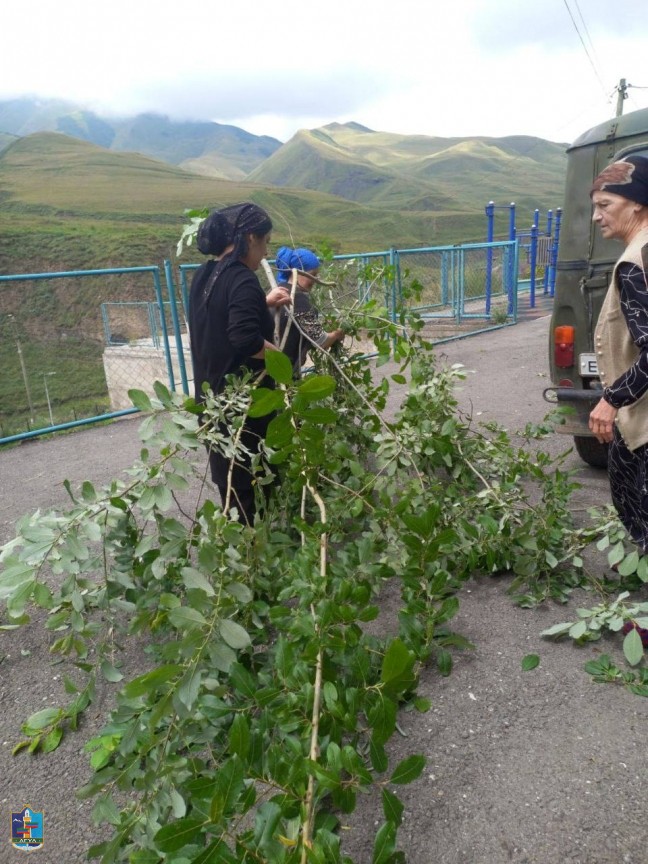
left=589, top=155, right=648, bottom=553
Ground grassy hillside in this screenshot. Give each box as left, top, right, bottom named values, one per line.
left=0, top=132, right=485, bottom=277
left=247, top=129, right=458, bottom=210
left=251, top=123, right=567, bottom=214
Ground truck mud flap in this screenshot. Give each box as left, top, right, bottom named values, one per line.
left=543, top=387, right=600, bottom=436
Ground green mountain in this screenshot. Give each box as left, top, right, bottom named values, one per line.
left=0, top=132, right=484, bottom=276
left=250, top=123, right=567, bottom=213
left=0, top=98, right=281, bottom=179
left=247, top=128, right=458, bottom=210
left=0, top=99, right=567, bottom=218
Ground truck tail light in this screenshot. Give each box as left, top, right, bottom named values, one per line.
left=554, top=325, right=575, bottom=368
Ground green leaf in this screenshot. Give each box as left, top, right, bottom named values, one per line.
left=568, top=620, right=588, bottom=640
left=265, top=349, right=293, bottom=385
left=92, top=794, right=121, bottom=826
left=176, top=668, right=203, bottom=711
left=210, top=755, right=246, bottom=821
left=100, top=660, right=124, bottom=683
left=369, top=737, right=388, bottom=773
left=372, top=820, right=396, bottom=864
left=181, top=567, right=215, bottom=596
left=521, top=654, right=540, bottom=671
left=436, top=648, right=452, bottom=677
left=228, top=714, right=250, bottom=759
left=219, top=619, right=251, bottom=650
left=154, top=818, right=205, bottom=853
left=381, top=638, right=414, bottom=685
left=128, top=389, right=153, bottom=411
left=390, top=754, right=425, bottom=785
left=0, top=562, right=35, bottom=599
left=252, top=801, right=283, bottom=859
left=382, top=788, right=404, bottom=827
left=618, top=550, right=640, bottom=577
left=608, top=542, right=626, bottom=567
left=541, top=621, right=573, bottom=638
left=637, top=556, right=648, bottom=583
left=623, top=627, right=644, bottom=666
left=293, top=406, right=338, bottom=424
left=123, top=664, right=182, bottom=698
left=265, top=411, right=294, bottom=448
left=168, top=606, right=208, bottom=629
left=23, top=707, right=61, bottom=731
left=296, top=374, right=336, bottom=402
left=81, top=481, right=97, bottom=502
left=191, top=839, right=240, bottom=864
left=129, top=851, right=161, bottom=864
left=41, top=726, right=63, bottom=753
left=248, top=387, right=285, bottom=418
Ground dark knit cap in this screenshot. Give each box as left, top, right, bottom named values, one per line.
left=591, top=155, right=648, bottom=207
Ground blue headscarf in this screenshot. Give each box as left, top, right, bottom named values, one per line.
left=275, top=246, right=320, bottom=285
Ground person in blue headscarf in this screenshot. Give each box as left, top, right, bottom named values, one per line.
left=275, top=246, right=344, bottom=374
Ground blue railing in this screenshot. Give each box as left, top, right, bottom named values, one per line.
left=1, top=237, right=527, bottom=445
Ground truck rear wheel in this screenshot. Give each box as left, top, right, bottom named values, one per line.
left=574, top=435, right=608, bottom=469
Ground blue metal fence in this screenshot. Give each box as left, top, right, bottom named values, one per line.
left=1, top=238, right=523, bottom=445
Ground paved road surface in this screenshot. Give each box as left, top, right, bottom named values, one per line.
left=1, top=315, right=646, bottom=864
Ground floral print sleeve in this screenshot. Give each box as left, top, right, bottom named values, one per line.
left=604, top=261, right=648, bottom=408
left=293, top=292, right=327, bottom=347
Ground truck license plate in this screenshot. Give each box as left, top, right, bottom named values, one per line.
left=579, top=353, right=598, bottom=376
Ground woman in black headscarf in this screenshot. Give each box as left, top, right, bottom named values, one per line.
left=188, top=202, right=290, bottom=524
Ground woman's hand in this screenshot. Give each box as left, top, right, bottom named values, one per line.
left=588, top=397, right=618, bottom=444
left=266, top=288, right=291, bottom=308
left=322, top=329, right=344, bottom=350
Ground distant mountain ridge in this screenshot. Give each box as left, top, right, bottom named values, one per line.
left=0, top=96, right=569, bottom=275
left=249, top=124, right=567, bottom=212
left=0, top=98, right=568, bottom=214
left=0, top=97, right=282, bottom=179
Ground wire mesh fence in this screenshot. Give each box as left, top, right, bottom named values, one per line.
left=0, top=266, right=187, bottom=442
left=1, top=240, right=520, bottom=444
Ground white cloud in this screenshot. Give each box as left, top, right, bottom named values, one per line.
left=2, top=0, right=648, bottom=144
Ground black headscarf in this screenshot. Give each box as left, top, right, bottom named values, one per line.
left=197, top=203, right=273, bottom=292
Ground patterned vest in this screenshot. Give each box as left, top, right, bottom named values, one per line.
left=595, top=225, right=648, bottom=451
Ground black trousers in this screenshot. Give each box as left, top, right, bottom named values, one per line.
left=609, top=425, right=648, bottom=554
left=208, top=414, right=275, bottom=525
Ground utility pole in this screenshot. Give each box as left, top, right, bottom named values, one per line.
left=616, top=78, right=628, bottom=117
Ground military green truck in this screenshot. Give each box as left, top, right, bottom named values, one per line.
left=548, top=106, right=648, bottom=467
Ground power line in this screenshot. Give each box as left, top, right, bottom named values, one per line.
left=572, top=0, right=601, bottom=68
left=562, top=0, right=608, bottom=98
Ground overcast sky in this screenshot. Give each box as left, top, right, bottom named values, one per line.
left=4, top=0, right=648, bottom=145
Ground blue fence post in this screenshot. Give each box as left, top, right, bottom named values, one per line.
left=152, top=267, right=176, bottom=391
left=549, top=207, right=562, bottom=297
left=485, top=202, right=495, bottom=315
left=389, top=247, right=398, bottom=321
left=508, top=203, right=516, bottom=241
left=101, top=303, right=111, bottom=345
left=163, top=260, right=189, bottom=395
left=542, top=209, right=552, bottom=296
left=441, top=250, right=449, bottom=306
left=148, top=303, right=159, bottom=348
left=529, top=223, right=539, bottom=309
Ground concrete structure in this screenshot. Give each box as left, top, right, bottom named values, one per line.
left=102, top=336, right=193, bottom=410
